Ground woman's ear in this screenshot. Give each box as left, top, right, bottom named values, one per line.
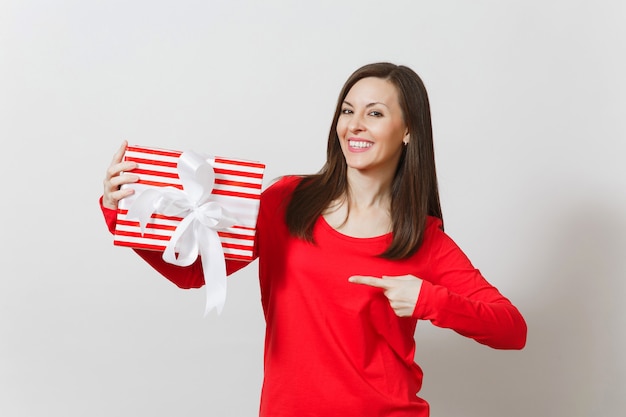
left=402, top=131, right=410, bottom=145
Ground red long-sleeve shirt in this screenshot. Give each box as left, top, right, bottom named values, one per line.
left=101, top=176, right=526, bottom=416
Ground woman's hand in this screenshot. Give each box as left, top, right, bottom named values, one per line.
left=348, top=274, right=423, bottom=317
left=102, top=140, right=139, bottom=210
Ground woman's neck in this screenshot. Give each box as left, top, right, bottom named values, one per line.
left=345, top=168, right=393, bottom=210
left=322, top=169, right=394, bottom=238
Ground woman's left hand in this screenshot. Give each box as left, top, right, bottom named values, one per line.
left=348, top=275, right=423, bottom=317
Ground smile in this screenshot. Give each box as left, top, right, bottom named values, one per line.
left=348, top=140, right=373, bottom=149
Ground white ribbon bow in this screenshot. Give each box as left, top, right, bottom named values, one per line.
left=126, top=151, right=238, bottom=315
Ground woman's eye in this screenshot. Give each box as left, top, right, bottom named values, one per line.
left=341, top=108, right=353, bottom=114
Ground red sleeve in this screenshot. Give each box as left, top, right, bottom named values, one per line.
left=99, top=197, right=250, bottom=289
left=100, top=196, right=119, bottom=234
left=412, top=223, right=527, bottom=350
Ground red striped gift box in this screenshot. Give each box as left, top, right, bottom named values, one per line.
left=113, top=145, right=265, bottom=261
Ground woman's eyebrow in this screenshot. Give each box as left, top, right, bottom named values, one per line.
left=342, top=100, right=389, bottom=108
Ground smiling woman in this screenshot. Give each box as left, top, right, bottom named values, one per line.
left=287, top=63, right=440, bottom=258
left=100, top=62, right=527, bottom=417
left=338, top=77, right=409, bottom=178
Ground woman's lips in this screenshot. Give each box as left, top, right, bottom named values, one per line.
left=347, top=138, right=373, bottom=152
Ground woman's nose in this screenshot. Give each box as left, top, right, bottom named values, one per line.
left=348, top=113, right=365, bottom=133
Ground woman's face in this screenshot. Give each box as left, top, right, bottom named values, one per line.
left=336, top=77, right=409, bottom=179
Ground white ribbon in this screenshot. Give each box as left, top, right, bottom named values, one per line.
left=126, top=151, right=238, bottom=315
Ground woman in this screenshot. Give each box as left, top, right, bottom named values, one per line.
left=101, top=62, right=527, bottom=416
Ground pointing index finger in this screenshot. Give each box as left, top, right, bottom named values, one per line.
left=348, top=275, right=391, bottom=289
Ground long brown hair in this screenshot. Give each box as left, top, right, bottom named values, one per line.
left=285, top=62, right=443, bottom=259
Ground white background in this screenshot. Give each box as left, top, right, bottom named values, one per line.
left=1, top=1, right=625, bottom=416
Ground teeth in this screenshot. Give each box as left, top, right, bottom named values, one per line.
left=349, top=140, right=372, bottom=148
